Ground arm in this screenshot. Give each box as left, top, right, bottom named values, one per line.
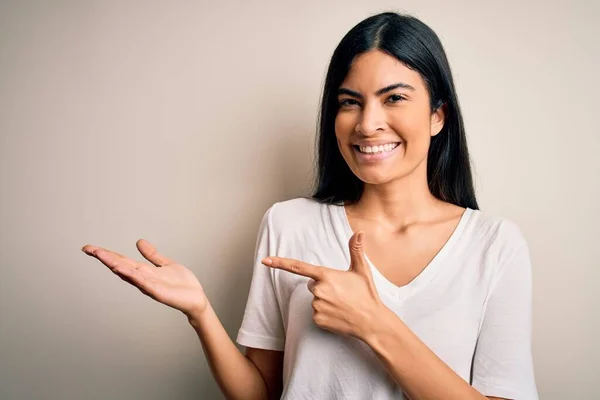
left=82, top=242, right=274, bottom=400
left=259, top=231, right=513, bottom=400
left=362, top=241, right=537, bottom=400
left=363, top=307, right=490, bottom=400
left=188, top=303, right=273, bottom=400
left=245, top=347, right=284, bottom=400
left=82, top=204, right=287, bottom=400
left=204, top=204, right=285, bottom=400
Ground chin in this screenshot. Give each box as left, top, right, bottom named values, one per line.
left=354, top=170, right=397, bottom=186
left=352, top=162, right=417, bottom=186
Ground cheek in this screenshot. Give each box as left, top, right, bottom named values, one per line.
left=390, top=111, right=431, bottom=146
left=334, top=115, right=357, bottom=157
left=334, top=113, right=354, bottom=141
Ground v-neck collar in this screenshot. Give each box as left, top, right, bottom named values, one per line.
left=333, top=203, right=474, bottom=300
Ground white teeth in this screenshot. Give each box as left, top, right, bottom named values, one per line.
left=358, top=143, right=399, bottom=154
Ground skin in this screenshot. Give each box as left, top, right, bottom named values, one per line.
left=81, top=242, right=277, bottom=400
left=334, top=49, right=468, bottom=289
left=260, top=50, right=509, bottom=399
left=81, top=49, right=509, bottom=399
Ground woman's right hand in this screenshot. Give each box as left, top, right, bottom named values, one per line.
left=81, top=239, right=208, bottom=319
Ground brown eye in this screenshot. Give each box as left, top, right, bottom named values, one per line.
left=387, top=94, right=406, bottom=103
left=339, top=98, right=359, bottom=107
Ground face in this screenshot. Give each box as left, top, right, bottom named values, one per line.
left=334, top=49, right=445, bottom=185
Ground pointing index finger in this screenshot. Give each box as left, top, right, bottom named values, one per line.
left=262, top=257, right=326, bottom=280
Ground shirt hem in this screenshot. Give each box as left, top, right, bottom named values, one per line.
left=236, top=329, right=285, bottom=351
left=473, top=383, right=538, bottom=400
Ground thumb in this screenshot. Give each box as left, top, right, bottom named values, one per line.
left=348, top=231, right=369, bottom=276
left=136, top=239, right=175, bottom=267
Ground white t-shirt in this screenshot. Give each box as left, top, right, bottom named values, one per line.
left=236, top=197, right=538, bottom=400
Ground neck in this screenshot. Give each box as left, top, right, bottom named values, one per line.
left=348, top=164, right=443, bottom=228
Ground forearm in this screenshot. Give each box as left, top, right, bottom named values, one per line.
left=188, top=302, right=267, bottom=400
left=363, top=307, right=487, bottom=400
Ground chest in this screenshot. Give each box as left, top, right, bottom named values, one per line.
left=359, top=223, right=460, bottom=287
left=283, top=277, right=482, bottom=386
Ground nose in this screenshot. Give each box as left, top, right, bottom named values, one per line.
left=355, top=101, right=386, bottom=135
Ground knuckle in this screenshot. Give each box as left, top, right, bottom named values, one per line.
left=290, top=262, right=303, bottom=274
left=313, top=313, right=325, bottom=325
left=312, top=287, right=323, bottom=298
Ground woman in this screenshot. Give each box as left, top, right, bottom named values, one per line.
left=82, top=12, right=538, bottom=400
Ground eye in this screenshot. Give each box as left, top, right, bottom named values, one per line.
left=338, top=98, right=360, bottom=107
left=387, top=94, right=406, bottom=103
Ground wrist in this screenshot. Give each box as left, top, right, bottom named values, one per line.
left=186, top=301, right=212, bottom=328
left=361, top=304, right=404, bottom=349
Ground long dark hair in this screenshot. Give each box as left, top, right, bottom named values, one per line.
left=312, top=12, right=479, bottom=210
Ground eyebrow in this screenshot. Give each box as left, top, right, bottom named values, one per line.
left=337, top=82, right=416, bottom=99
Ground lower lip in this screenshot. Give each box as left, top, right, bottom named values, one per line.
left=353, top=143, right=401, bottom=163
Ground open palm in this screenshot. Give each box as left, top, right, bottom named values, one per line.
left=82, top=239, right=208, bottom=317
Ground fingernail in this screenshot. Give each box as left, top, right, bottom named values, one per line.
left=262, top=258, right=273, bottom=265
left=356, top=232, right=364, bottom=244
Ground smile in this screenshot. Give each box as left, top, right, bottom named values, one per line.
left=354, top=142, right=400, bottom=155
left=352, top=142, right=402, bottom=162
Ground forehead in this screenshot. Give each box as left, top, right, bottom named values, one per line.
left=340, top=49, right=425, bottom=91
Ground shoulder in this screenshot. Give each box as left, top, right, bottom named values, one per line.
left=262, top=196, right=330, bottom=233
left=468, top=209, right=529, bottom=265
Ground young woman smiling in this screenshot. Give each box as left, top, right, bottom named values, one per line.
left=83, top=12, right=538, bottom=400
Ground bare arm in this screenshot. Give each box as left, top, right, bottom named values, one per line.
left=187, top=304, right=275, bottom=400
left=244, top=347, right=284, bottom=400
left=82, top=241, right=278, bottom=400
left=363, top=306, right=508, bottom=400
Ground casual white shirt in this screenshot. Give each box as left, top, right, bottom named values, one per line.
left=236, top=197, right=538, bottom=399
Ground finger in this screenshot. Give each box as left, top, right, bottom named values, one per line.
left=82, top=244, right=155, bottom=280
left=94, top=249, right=155, bottom=292
left=118, top=274, right=154, bottom=297
left=113, top=265, right=156, bottom=298
left=307, top=278, right=317, bottom=294
left=262, top=257, right=326, bottom=280
left=348, top=231, right=370, bottom=276
left=136, top=239, right=175, bottom=267
left=92, top=249, right=156, bottom=287
left=81, top=245, right=126, bottom=259
left=92, top=248, right=139, bottom=274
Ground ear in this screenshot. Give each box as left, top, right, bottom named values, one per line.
left=430, top=102, right=447, bottom=137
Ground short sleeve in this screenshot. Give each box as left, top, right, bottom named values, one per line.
left=236, top=206, right=286, bottom=351
left=471, top=242, right=539, bottom=399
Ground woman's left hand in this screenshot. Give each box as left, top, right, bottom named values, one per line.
left=261, top=231, right=386, bottom=341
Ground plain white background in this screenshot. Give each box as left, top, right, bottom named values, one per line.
left=0, top=0, right=598, bottom=399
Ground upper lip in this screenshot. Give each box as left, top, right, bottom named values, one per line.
left=352, top=140, right=401, bottom=147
